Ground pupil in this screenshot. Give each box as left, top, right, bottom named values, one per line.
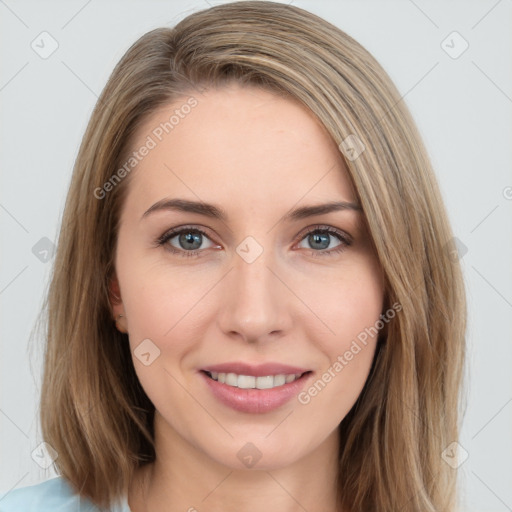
left=180, top=232, right=201, bottom=250
left=310, top=233, right=329, bottom=250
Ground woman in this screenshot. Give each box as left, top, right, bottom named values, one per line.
left=1, top=1, right=466, bottom=511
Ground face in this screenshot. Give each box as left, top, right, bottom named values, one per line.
left=111, top=83, right=385, bottom=470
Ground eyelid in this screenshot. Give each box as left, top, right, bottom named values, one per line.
left=156, top=224, right=220, bottom=248
left=157, top=223, right=352, bottom=243
left=297, top=224, right=353, bottom=245
left=156, top=223, right=353, bottom=257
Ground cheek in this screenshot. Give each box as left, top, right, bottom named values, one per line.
left=117, top=242, right=203, bottom=331
left=118, top=266, right=202, bottom=410
left=117, top=256, right=220, bottom=378
left=311, top=255, right=384, bottom=346
left=301, top=257, right=383, bottom=406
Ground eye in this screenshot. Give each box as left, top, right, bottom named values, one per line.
left=156, top=226, right=217, bottom=258
left=295, top=225, right=352, bottom=257
left=156, top=224, right=352, bottom=259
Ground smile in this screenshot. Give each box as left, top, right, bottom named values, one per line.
left=199, top=365, right=313, bottom=414
left=204, top=371, right=306, bottom=389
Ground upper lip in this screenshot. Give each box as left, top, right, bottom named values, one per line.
left=201, top=362, right=311, bottom=377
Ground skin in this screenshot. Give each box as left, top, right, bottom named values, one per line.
left=110, top=83, right=385, bottom=512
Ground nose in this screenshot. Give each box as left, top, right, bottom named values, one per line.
left=216, top=244, right=293, bottom=344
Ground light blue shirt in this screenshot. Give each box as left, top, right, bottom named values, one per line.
left=0, top=476, right=131, bottom=512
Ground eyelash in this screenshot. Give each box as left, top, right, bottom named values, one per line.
left=155, top=224, right=352, bottom=259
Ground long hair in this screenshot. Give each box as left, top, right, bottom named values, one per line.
left=38, top=2, right=467, bottom=510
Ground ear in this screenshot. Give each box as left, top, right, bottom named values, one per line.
left=108, top=273, right=123, bottom=315
left=108, top=274, right=128, bottom=334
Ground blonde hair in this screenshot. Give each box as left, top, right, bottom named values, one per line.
left=38, top=1, right=467, bottom=510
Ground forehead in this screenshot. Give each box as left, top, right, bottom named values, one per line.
left=123, top=84, right=357, bottom=218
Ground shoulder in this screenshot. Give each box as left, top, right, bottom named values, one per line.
left=0, top=476, right=112, bottom=511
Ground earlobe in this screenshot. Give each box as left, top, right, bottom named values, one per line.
left=115, top=313, right=128, bottom=334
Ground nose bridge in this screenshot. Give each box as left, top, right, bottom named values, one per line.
left=218, top=238, right=290, bottom=341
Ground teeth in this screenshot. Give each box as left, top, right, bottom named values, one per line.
left=207, top=372, right=303, bottom=389
left=237, top=375, right=256, bottom=389
left=225, top=373, right=238, bottom=386
left=273, top=374, right=286, bottom=386
left=256, top=375, right=274, bottom=389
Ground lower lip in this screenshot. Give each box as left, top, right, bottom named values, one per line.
left=199, top=371, right=313, bottom=414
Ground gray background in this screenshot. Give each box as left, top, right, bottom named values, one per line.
left=1, top=1, right=511, bottom=510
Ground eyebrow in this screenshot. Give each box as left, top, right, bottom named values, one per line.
left=141, top=198, right=362, bottom=222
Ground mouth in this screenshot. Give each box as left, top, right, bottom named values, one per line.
left=199, top=365, right=314, bottom=414
left=201, top=370, right=311, bottom=390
